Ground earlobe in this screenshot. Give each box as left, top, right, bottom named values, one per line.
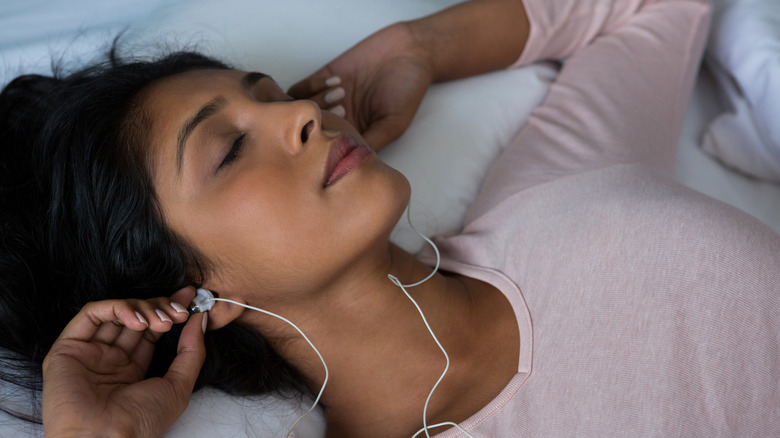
left=204, top=294, right=245, bottom=330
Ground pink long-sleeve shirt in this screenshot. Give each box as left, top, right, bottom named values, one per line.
left=418, top=0, right=780, bottom=436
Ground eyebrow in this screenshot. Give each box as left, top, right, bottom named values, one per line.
left=176, top=96, right=226, bottom=174
left=242, top=71, right=270, bottom=89
left=175, top=71, right=271, bottom=174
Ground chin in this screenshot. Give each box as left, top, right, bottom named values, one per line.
left=379, top=163, right=412, bottom=223
left=351, top=164, right=411, bottom=253
left=392, top=170, right=412, bottom=219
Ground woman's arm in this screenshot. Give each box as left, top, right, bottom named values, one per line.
left=291, top=0, right=709, bottom=158
left=405, top=0, right=530, bottom=82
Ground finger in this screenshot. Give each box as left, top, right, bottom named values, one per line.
left=128, top=332, right=158, bottom=372
left=83, top=298, right=179, bottom=349
left=326, top=104, right=347, bottom=119
left=169, top=286, right=196, bottom=312
left=305, top=85, right=346, bottom=112
left=130, top=298, right=187, bottom=334
left=125, top=295, right=194, bottom=368
left=91, top=320, right=124, bottom=345
left=151, top=298, right=189, bottom=326
left=287, top=68, right=338, bottom=99
left=112, top=323, right=146, bottom=353
left=93, top=300, right=182, bottom=354
left=362, top=115, right=411, bottom=152
left=162, top=313, right=207, bottom=406
left=60, top=300, right=148, bottom=342
left=129, top=301, right=169, bottom=334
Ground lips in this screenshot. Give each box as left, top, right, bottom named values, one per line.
left=323, top=133, right=373, bottom=187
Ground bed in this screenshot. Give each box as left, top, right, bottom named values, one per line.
left=1, top=0, right=778, bottom=436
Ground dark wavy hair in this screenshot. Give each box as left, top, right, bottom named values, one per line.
left=0, top=47, right=305, bottom=422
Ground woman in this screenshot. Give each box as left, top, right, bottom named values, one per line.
left=2, top=0, right=779, bottom=436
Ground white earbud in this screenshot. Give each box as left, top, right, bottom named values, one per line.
left=188, top=287, right=215, bottom=314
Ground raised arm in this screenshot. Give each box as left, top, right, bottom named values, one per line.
left=288, top=0, right=531, bottom=150
left=289, top=0, right=687, bottom=152
left=406, top=0, right=530, bottom=81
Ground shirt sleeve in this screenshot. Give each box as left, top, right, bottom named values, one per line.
left=464, top=0, right=711, bottom=225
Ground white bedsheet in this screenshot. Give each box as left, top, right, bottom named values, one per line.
left=700, top=0, right=780, bottom=181
left=677, top=62, right=780, bottom=235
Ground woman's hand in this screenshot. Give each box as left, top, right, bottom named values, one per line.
left=42, top=287, right=206, bottom=438
left=288, top=0, right=530, bottom=153
left=288, top=22, right=434, bottom=152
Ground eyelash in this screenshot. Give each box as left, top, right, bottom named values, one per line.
left=218, top=133, right=247, bottom=171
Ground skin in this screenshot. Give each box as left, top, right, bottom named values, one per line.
left=140, top=70, right=520, bottom=437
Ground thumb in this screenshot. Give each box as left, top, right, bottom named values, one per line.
left=163, top=313, right=207, bottom=402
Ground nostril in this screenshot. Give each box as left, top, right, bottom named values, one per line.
left=300, top=120, right=314, bottom=143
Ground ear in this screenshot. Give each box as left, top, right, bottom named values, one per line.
left=202, top=294, right=245, bottom=330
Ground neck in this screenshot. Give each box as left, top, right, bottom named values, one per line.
left=241, top=243, right=518, bottom=437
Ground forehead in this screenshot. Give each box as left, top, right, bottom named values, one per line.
left=142, top=69, right=243, bottom=108
left=146, top=68, right=283, bottom=110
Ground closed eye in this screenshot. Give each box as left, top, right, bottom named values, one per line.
left=218, top=133, right=247, bottom=171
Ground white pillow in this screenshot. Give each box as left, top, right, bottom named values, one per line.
left=382, top=65, right=555, bottom=252
left=702, top=0, right=780, bottom=181
left=0, top=0, right=167, bottom=86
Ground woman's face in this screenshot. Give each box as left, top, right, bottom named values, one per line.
left=140, top=69, right=410, bottom=303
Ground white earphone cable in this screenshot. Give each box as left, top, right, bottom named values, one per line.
left=390, top=207, right=474, bottom=438
left=208, top=297, right=329, bottom=437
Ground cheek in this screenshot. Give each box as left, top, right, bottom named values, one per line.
left=183, top=159, right=410, bottom=294
left=195, top=170, right=331, bottom=287
left=209, top=171, right=309, bottom=251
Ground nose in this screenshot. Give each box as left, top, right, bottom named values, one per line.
left=282, top=99, right=321, bottom=155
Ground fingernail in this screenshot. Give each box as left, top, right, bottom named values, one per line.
left=201, top=312, right=208, bottom=334
left=324, top=87, right=345, bottom=104
left=170, top=302, right=188, bottom=314
left=135, top=311, right=147, bottom=326
left=325, top=76, right=341, bottom=87
left=328, top=104, right=346, bottom=118
left=155, top=309, right=172, bottom=324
